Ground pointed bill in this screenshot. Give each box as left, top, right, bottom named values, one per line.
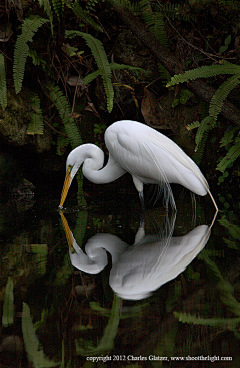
left=59, top=165, right=73, bottom=209
left=60, top=211, right=75, bottom=253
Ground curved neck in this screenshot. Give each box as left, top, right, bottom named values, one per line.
left=82, top=154, right=126, bottom=184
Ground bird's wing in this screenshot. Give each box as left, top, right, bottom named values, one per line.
left=146, top=128, right=209, bottom=189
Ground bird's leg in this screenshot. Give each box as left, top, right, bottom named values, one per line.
left=139, top=190, right=145, bottom=227
left=132, top=176, right=145, bottom=225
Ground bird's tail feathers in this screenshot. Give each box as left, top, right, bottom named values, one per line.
left=143, top=142, right=177, bottom=211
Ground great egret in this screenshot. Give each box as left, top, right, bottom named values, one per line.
left=59, top=120, right=218, bottom=210
left=60, top=211, right=211, bottom=300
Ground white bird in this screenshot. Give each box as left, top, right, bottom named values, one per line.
left=59, top=120, right=218, bottom=210
left=60, top=211, right=211, bottom=300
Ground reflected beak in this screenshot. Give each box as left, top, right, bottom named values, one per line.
left=60, top=211, right=75, bottom=253
left=59, top=165, right=73, bottom=209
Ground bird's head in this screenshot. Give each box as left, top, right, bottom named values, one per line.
left=59, top=144, right=105, bottom=209
left=59, top=148, right=82, bottom=209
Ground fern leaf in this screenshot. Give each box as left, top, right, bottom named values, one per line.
left=193, top=130, right=209, bottom=165
left=219, top=127, right=239, bottom=148
left=199, top=100, right=209, bottom=121
left=68, top=2, right=103, bottom=32
left=209, top=74, right=240, bottom=124
left=66, top=31, right=114, bottom=112
left=27, top=93, right=44, bottom=135
left=158, top=62, right=171, bottom=85
left=38, top=0, right=54, bottom=35
left=217, top=135, right=240, bottom=172
left=83, top=62, right=145, bottom=86
left=140, top=0, right=155, bottom=33
left=2, top=277, right=14, bottom=327
left=154, top=12, right=168, bottom=47
left=174, top=311, right=240, bottom=329
left=56, top=134, right=69, bottom=156
left=47, top=84, right=82, bottom=148
left=22, top=303, right=59, bottom=367
left=166, top=64, right=240, bottom=87
left=83, top=70, right=101, bottom=84
left=0, top=53, right=7, bottom=110
left=109, top=62, right=145, bottom=73
left=187, top=121, right=200, bottom=130
left=116, top=0, right=142, bottom=14
left=219, top=216, right=240, bottom=241
left=13, top=15, right=49, bottom=94
left=52, top=0, right=64, bottom=21
left=195, top=116, right=214, bottom=150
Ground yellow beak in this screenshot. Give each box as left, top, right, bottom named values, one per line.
left=59, top=165, right=73, bottom=209
left=60, top=211, right=75, bottom=253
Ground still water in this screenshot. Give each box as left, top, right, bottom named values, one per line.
left=0, top=181, right=239, bottom=368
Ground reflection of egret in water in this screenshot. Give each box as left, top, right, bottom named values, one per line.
left=60, top=211, right=216, bottom=301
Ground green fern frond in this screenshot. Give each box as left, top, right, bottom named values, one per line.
left=195, top=116, right=214, bottom=150
left=219, top=215, right=240, bottom=241
left=47, top=84, right=82, bottom=148
left=174, top=311, right=240, bottom=329
left=140, top=0, right=156, bottom=33
left=27, top=94, right=44, bottom=135
left=199, top=100, right=209, bottom=121
left=193, top=130, right=209, bottom=165
left=140, top=0, right=169, bottom=46
left=68, top=2, right=103, bottom=32
left=2, top=278, right=14, bottom=328
left=66, top=30, right=114, bottom=112
left=154, top=11, right=168, bottom=47
left=109, top=62, right=145, bottom=73
left=52, top=0, right=64, bottom=21
left=13, top=15, right=49, bottom=94
left=0, top=53, right=7, bottom=110
left=166, top=63, right=240, bottom=87
left=22, top=303, right=60, bottom=367
left=83, top=62, right=145, bottom=84
left=84, top=64, right=145, bottom=91
left=158, top=62, right=171, bottom=85
left=38, top=0, right=53, bottom=35
left=209, top=74, right=240, bottom=124
left=187, top=121, right=200, bottom=130
left=56, top=134, right=70, bottom=156
left=83, top=70, right=101, bottom=84
left=139, top=1, right=170, bottom=85
left=219, top=127, right=239, bottom=148
left=115, top=0, right=141, bottom=14
left=217, top=135, right=240, bottom=172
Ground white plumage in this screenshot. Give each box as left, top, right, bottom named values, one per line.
left=59, top=120, right=217, bottom=210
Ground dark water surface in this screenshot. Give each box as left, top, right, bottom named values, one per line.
left=0, top=184, right=239, bottom=368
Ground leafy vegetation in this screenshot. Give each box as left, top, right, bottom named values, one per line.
left=27, top=94, right=44, bottom=135
left=22, top=303, right=59, bottom=367
left=2, top=277, right=14, bottom=327
left=0, top=0, right=239, bottom=205
left=167, top=63, right=240, bottom=176
left=13, top=15, right=49, bottom=94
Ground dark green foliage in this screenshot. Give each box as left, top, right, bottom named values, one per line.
left=66, top=30, right=114, bottom=112
left=2, top=277, right=14, bottom=327
left=47, top=84, right=82, bottom=149
left=68, top=1, right=103, bottom=32
left=217, top=134, right=240, bottom=172
left=27, top=94, right=44, bottom=135
left=167, top=63, right=240, bottom=175
left=52, top=0, right=64, bottom=21
left=139, top=0, right=170, bottom=85
left=13, top=15, right=49, bottom=94
left=22, top=303, right=59, bottom=367
left=0, top=53, right=7, bottom=110
left=38, top=0, right=54, bottom=35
